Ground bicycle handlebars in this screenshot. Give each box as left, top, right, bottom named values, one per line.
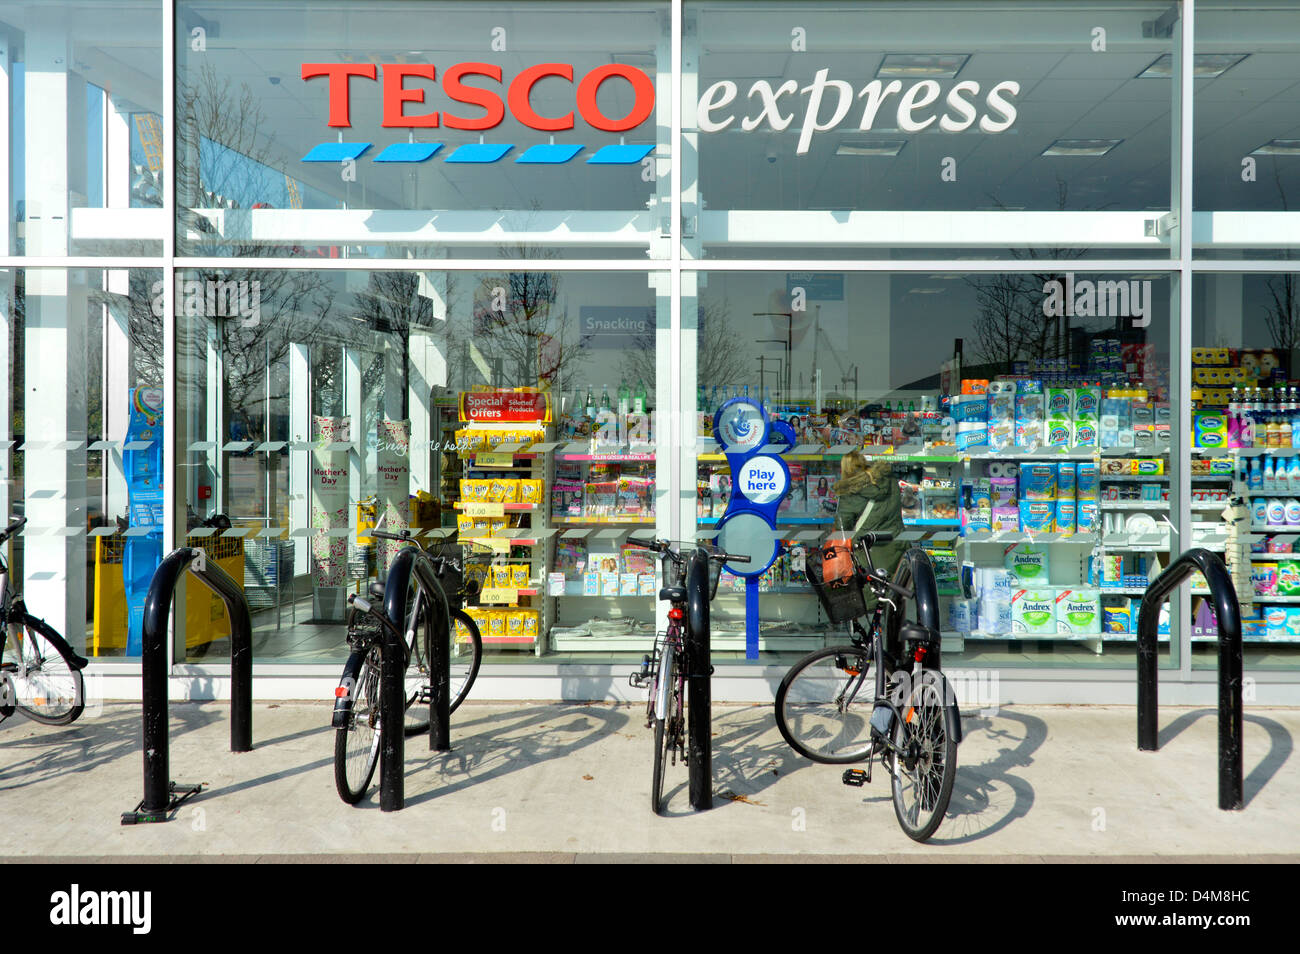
left=626, top=536, right=751, bottom=565
left=0, top=516, right=27, bottom=547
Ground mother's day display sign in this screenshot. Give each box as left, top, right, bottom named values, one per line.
left=376, top=418, right=411, bottom=574
left=311, top=416, right=350, bottom=586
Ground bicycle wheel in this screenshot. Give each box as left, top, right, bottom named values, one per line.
left=5, top=618, right=84, bottom=725
left=890, top=670, right=958, bottom=842
left=774, top=644, right=877, bottom=764
left=447, top=609, right=482, bottom=714
left=649, top=641, right=674, bottom=814
left=403, top=593, right=433, bottom=736
left=334, top=644, right=381, bottom=804
left=653, top=645, right=686, bottom=815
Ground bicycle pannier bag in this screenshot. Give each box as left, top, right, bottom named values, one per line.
left=820, top=540, right=856, bottom=585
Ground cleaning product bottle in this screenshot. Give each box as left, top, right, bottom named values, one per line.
left=1264, top=456, right=1277, bottom=493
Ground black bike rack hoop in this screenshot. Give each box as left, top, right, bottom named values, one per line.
left=1136, top=547, right=1244, bottom=811
left=377, top=546, right=454, bottom=813
left=686, top=546, right=712, bottom=812
left=123, top=545, right=254, bottom=825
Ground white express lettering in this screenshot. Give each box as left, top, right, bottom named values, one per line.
left=701, top=74, right=1020, bottom=155
left=741, top=79, right=800, bottom=132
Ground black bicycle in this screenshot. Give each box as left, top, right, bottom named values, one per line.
left=0, top=516, right=88, bottom=726
left=628, top=537, right=748, bottom=814
left=774, top=532, right=959, bottom=842
left=331, top=529, right=482, bottom=804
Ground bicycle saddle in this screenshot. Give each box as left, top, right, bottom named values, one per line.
left=900, top=621, right=940, bottom=644
left=368, top=580, right=386, bottom=602
left=659, top=586, right=686, bottom=603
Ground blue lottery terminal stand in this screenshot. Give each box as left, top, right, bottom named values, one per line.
left=711, top=397, right=796, bottom=659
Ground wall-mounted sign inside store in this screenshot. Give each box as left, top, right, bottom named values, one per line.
left=579, top=306, right=654, bottom=349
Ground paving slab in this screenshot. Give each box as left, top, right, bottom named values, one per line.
left=1, top=702, right=1297, bottom=862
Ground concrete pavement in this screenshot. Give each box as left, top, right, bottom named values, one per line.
left=1, top=701, right=1297, bottom=862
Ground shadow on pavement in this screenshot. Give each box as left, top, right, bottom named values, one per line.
left=395, top=703, right=633, bottom=808
left=0, top=702, right=222, bottom=793
left=926, top=707, right=1048, bottom=845
left=1156, top=707, right=1293, bottom=808
left=695, top=704, right=815, bottom=815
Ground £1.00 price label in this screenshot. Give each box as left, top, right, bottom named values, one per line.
left=479, top=586, right=519, bottom=604
left=462, top=502, right=505, bottom=517
left=468, top=538, right=512, bottom=554
left=475, top=452, right=516, bottom=468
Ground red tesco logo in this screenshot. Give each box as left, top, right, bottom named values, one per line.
left=301, top=61, right=655, bottom=133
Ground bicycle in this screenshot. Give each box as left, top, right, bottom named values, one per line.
left=774, top=532, right=959, bottom=842
left=627, top=537, right=748, bottom=814
left=331, top=528, right=483, bottom=804
left=0, top=516, right=88, bottom=726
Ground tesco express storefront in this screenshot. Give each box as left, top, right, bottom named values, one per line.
left=2, top=0, right=1299, bottom=707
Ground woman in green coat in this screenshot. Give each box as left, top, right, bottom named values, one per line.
left=834, top=450, right=906, bottom=607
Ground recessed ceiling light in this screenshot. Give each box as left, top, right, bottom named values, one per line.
left=836, top=139, right=907, bottom=157
left=907, top=287, right=946, bottom=295
left=1041, top=139, right=1123, bottom=157
left=1137, top=53, right=1248, bottom=78
left=876, top=54, right=970, bottom=79
left=1252, top=139, right=1300, bottom=156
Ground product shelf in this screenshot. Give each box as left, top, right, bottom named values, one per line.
left=454, top=501, right=539, bottom=512
left=552, top=514, right=656, bottom=525
left=556, top=452, right=656, bottom=462
left=1099, top=501, right=1170, bottom=510
left=964, top=448, right=1099, bottom=460
left=961, top=531, right=1098, bottom=545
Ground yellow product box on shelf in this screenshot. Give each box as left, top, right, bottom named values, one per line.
left=462, top=605, right=486, bottom=632
left=460, top=479, right=491, bottom=502
left=452, top=614, right=473, bottom=644
left=519, top=479, right=545, bottom=504
left=507, top=611, right=525, bottom=641
left=456, top=514, right=477, bottom=537
left=511, top=564, right=530, bottom=588
left=521, top=609, right=539, bottom=640
left=489, top=610, right=508, bottom=641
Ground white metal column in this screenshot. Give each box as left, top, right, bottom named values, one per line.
left=344, top=347, right=363, bottom=529
left=289, top=342, right=311, bottom=576
left=102, top=270, right=130, bottom=520
left=407, top=270, right=448, bottom=496
left=22, top=20, right=90, bottom=647
left=1174, top=0, right=1196, bottom=676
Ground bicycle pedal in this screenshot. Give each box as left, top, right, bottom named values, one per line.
left=841, top=768, right=869, bottom=787
left=416, top=686, right=433, bottom=704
